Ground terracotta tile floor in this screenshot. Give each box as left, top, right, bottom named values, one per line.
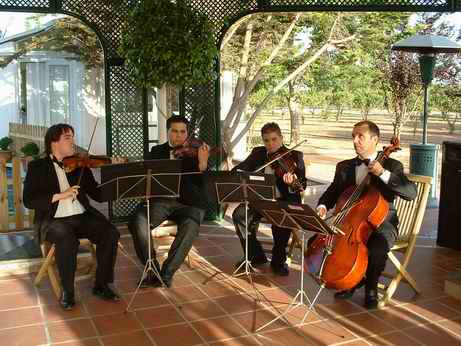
left=1, top=208, right=461, bottom=345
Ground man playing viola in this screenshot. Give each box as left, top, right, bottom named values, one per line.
left=23, top=124, right=121, bottom=310
left=232, top=122, right=307, bottom=276
left=128, top=115, right=210, bottom=288
left=316, top=120, right=417, bottom=309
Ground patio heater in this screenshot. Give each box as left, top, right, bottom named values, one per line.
left=391, top=35, right=461, bottom=207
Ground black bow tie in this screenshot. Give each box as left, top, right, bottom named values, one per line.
left=355, top=158, right=370, bottom=166
left=52, top=156, right=64, bottom=169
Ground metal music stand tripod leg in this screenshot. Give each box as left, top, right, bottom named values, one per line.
left=233, top=200, right=258, bottom=280
left=256, top=232, right=316, bottom=331
left=126, top=169, right=166, bottom=313
left=209, top=172, right=276, bottom=283
left=252, top=206, right=332, bottom=331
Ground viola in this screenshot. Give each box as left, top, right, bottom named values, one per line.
left=267, top=146, right=304, bottom=193
left=63, top=154, right=112, bottom=173
left=305, top=137, right=401, bottom=291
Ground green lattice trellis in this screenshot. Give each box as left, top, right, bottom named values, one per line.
left=1, top=0, right=460, bottom=220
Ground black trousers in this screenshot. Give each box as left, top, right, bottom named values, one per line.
left=232, top=203, right=292, bottom=268
left=128, top=199, right=204, bottom=281
left=365, top=217, right=397, bottom=293
left=45, top=212, right=120, bottom=294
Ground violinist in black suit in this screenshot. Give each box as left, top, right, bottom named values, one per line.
left=128, top=115, right=210, bottom=288
left=316, top=120, right=417, bottom=309
left=232, top=122, right=307, bottom=276
left=23, top=124, right=120, bottom=310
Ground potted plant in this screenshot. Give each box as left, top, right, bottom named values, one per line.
left=119, top=0, right=218, bottom=90
left=20, top=141, right=40, bottom=170
left=0, top=136, right=13, bottom=162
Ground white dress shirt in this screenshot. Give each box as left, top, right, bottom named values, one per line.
left=52, top=159, right=85, bottom=218
left=264, top=165, right=282, bottom=199
left=356, top=152, right=391, bottom=185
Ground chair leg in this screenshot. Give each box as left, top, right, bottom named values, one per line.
left=388, top=252, right=420, bottom=294
left=48, top=262, right=62, bottom=299
left=34, top=244, right=62, bottom=299
left=87, top=243, right=97, bottom=275
left=34, top=245, right=55, bottom=286
left=380, top=251, right=421, bottom=308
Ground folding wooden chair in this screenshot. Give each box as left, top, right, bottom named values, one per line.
left=378, top=174, right=432, bottom=307
left=34, top=239, right=97, bottom=298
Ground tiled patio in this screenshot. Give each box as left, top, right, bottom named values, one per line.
left=1, top=207, right=461, bottom=345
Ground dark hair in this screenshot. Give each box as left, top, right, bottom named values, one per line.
left=354, top=120, right=380, bottom=138
left=261, top=122, right=282, bottom=136
left=45, top=123, right=74, bottom=155
left=166, top=115, right=189, bottom=131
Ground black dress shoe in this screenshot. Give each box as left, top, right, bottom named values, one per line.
left=93, top=284, right=120, bottom=301
left=271, top=263, right=289, bottom=276
left=365, top=289, right=379, bottom=309
left=151, top=274, right=172, bottom=288
left=138, top=273, right=156, bottom=288
left=334, top=278, right=366, bottom=300
left=334, top=289, right=355, bottom=300
left=60, top=291, right=75, bottom=310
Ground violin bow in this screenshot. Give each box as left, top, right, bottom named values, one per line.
left=254, top=139, right=308, bottom=173
left=76, top=117, right=100, bottom=186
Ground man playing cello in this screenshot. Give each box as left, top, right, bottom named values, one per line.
left=316, top=120, right=417, bottom=309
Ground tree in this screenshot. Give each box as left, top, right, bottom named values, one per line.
left=381, top=51, right=422, bottom=137
left=220, top=13, right=355, bottom=167
left=432, top=84, right=461, bottom=134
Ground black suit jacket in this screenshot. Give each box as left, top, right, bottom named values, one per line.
left=148, top=142, right=208, bottom=210
left=318, top=157, right=417, bottom=226
left=232, top=146, right=307, bottom=203
left=23, top=157, right=108, bottom=242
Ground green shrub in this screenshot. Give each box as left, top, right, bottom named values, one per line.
left=0, top=137, right=13, bottom=151
left=119, top=0, right=218, bottom=89
left=20, top=142, right=40, bottom=158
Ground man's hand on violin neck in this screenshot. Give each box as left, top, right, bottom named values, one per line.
left=197, top=142, right=210, bottom=171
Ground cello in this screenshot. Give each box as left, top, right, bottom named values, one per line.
left=305, top=137, right=400, bottom=291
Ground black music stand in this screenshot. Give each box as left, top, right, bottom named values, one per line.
left=249, top=199, right=339, bottom=331
left=207, top=171, right=276, bottom=278
left=100, top=159, right=182, bottom=312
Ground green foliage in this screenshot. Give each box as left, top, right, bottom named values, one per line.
left=119, top=0, right=218, bottom=89
left=0, top=137, right=13, bottom=151
left=20, top=142, right=40, bottom=158
left=220, top=11, right=460, bottom=141
left=432, top=84, right=461, bottom=133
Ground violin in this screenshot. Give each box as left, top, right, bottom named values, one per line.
left=254, top=140, right=307, bottom=192
left=63, top=154, right=112, bottom=173
left=267, top=146, right=305, bottom=193
left=172, top=137, right=226, bottom=159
